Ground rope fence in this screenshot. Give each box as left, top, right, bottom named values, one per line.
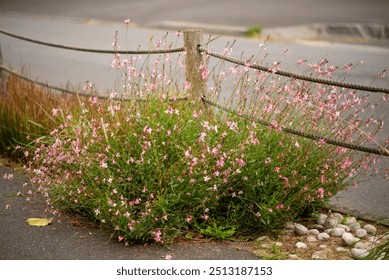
left=1, top=27, right=388, bottom=157
left=197, top=45, right=389, bottom=95
left=0, top=29, right=184, bottom=55
left=202, top=97, right=389, bottom=157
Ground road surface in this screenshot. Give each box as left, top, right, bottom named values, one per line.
left=1, top=0, right=389, bottom=28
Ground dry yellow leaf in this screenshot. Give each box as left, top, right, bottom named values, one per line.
left=26, top=218, right=52, bottom=227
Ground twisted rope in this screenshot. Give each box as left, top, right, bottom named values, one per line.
left=202, top=97, right=389, bottom=157
left=0, top=64, right=188, bottom=102
left=0, top=29, right=184, bottom=54
left=198, top=45, right=389, bottom=94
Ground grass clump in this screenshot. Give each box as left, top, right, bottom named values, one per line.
left=0, top=75, right=78, bottom=159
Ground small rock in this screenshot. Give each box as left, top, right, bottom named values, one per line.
left=317, top=232, right=330, bottom=241
left=335, top=247, right=349, bottom=253
left=325, top=229, right=332, bottom=234
left=368, top=236, right=381, bottom=244
left=342, top=232, right=357, bottom=246
left=354, top=242, right=370, bottom=249
left=295, top=224, right=309, bottom=236
left=274, top=242, right=283, bottom=247
left=351, top=248, right=369, bottom=259
left=285, top=222, right=295, bottom=230
left=363, top=224, right=377, bottom=234
left=331, top=227, right=345, bottom=237
left=281, top=229, right=294, bottom=237
left=349, top=222, right=361, bottom=232
left=289, top=254, right=299, bottom=259
left=308, top=229, right=320, bottom=236
left=312, top=224, right=325, bottom=231
left=355, top=228, right=367, bottom=239
left=311, top=251, right=327, bottom=260
left=336, top=224, right=351, bottom=232
left=345, top=216, right=357, bottom=225
left=324, top=217, right=339, bottom=229
left=317, top=213, right=328, bottom=225
left=296, top=242, right=308, bottom=249
left=332, top=213, right=344, bottom=222
left=256, top=235, right=269, bottom=241
left=318, top=244, right=327, bottom=249
left=306, top=236, right=317, bottom=243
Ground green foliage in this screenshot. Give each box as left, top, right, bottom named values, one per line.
left=197, top=223, right=237, bottom=240
left=245, top=25, right=262, bottom=37
left=21, top=93, right=356, bottom=244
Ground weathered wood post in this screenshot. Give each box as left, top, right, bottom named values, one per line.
left=184, top=29, right=206, bottom=108
left=0, top=42, right=8, bottom=91
left=0, top=42, right=5, bottom=87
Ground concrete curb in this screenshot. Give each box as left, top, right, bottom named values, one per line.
left=148, top=21, right=389, bottom=43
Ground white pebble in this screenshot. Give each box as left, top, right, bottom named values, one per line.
left=317, top=214, right=327, bottom=225
left=355, top=228, right=367, bottom=239
left=341, top=232, right=357, bottom=246
left=345, top=216, right=357, bottom=225
left=306, top=236, right=317, bottom=243
left=349, top=222, right=361, bottom=232
left=331, top=227, right=345, bottom=237
left=289, top=254, right=299, bottom=259
left=295, top=224, right=309, bottom=236
left=369, top=236, right=381, bottom=244
left=363, top=224, right=377, bottom=234
left=311, top=251, right=327, bottom=260
left=296, top=242, right=308, bottom=249
left=335, top=247, right=349, bottom=253
left=318, top=244, right=327, bottom=249
left=312, top=224, right=325, bottom=231
left=308, top=229, right=320, bottom=235
left=332, top=213, right=344, bottom=222
left=336, top=224, right=351, bottom=232
left=354, top=242, right=370, bottom=250
left=256, top=235, right=269, bottom=241
left=324, top=217, right=339, bottom=229
left=317, top=232, right=330, bottom=241
left=285, top=222, right=295, bottom=230
left=351, top=248, right=369, bottom=259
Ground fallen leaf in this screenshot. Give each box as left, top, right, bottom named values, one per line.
left=27, top=218, right=52, bottom=227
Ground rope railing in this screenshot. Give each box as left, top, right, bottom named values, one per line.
left=0, top=64, right=188, bottom=102
left=0, top=28, right=184, bottom=54
left=197, top=45, right=389, bottom=95
left=202, top=96, right=389, bottom=157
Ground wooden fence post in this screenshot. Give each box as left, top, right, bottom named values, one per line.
left=184, top=29, right=205, bottom=107
left=0, top=42, right=8, bottom=91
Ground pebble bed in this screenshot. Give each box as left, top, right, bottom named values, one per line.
left=255, top=212, right=388, bottom=260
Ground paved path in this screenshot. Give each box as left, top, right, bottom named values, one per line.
left=1, top=0, right=388, bottom=28
left=0, top=13, right=388, bottom=259
left=0, top=163, right=257, bottom=260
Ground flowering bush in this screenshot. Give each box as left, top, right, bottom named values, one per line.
left=9, top=27, right=387, bottom=244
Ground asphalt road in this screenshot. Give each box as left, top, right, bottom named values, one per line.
left=0, top=165, right=257, bottom=260
left=0, top=0, right=389, bottom=28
